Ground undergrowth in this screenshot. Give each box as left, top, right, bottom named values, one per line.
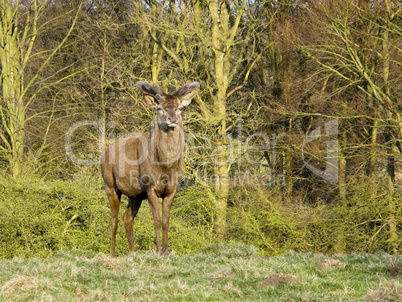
left=0, top=171, right=211, bottom=258
left=0, top=170, right=400, bottom=259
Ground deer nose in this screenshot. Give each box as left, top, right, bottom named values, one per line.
left=168, top=117, right=178, bottom=124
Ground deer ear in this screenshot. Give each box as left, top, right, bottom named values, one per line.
left=143, top=93, right=161, bottom=108
left=180, top=89, right=199, bottom=107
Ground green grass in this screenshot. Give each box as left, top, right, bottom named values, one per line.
left=0, top=243, right=400, bottom=301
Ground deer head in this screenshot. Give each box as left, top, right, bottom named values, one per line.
left=136, top=81, right=200, bottom=130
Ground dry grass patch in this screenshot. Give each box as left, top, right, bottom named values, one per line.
left=90, top=252, right=124, bottom=270
left=257, top=273, right=304, bottom=288
left=316, top=259, right=346, bottom=270
left=367, top=281, right=402, bottom=302
left=1, top=274, right=52, bottom=293
left=213, top=268, right=235, bottom=278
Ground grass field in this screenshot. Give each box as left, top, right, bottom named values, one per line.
left=0, top=243, right=400, bottom=301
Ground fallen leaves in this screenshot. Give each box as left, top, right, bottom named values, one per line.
left=72, top=287, right=86, bottom=296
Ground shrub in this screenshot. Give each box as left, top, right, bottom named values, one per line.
left=0, top=170, right=399, bottom=258
left=0, top=172, right=109, bottom=258
left=0, top=172, right=213, bottom=258
left=225, top=178, right=401, bottom=255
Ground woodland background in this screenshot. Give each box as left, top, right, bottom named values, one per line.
left=0, top=0, right=401, bottom=258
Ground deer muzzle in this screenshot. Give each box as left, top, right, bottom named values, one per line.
left=167, top=117, right=178, bottom=127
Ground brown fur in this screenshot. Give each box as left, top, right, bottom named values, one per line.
left=100, top=81, right=199, bottom=256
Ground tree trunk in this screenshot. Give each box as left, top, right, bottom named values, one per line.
left=382, top=0, right=398, bottom=253
left=210, top=0, right=229, bottom=237
left=0, top=1, right=25, bottom=178
left=335, top=130, right=347, bottom=253
left=207, top=0, right=246, bottom=237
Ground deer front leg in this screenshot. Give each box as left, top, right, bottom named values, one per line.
left=106, top=188, right=121, bottom=258
left=162, top=192, right=175, bottom=255
left=147, top=189, right=162, bottom=254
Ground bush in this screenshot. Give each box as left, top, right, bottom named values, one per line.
left=0, top=172, right=109, bottom=258
left=225, top=178, right=401, bottom=255
left=0, top=172, right=214, bottom=258
left=226, top=185, right=309, bottom=256
left=0, top=170, right=399, bottom=258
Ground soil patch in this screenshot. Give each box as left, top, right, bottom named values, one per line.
left=389, top=264, right=402, bottom=277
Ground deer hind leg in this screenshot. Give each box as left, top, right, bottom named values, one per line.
left=123, top=197, right=143, bottom=254
left=107, top=188, right=121, bottom=257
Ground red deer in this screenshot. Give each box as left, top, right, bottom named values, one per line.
left=101, top=81, right=200, bottom=257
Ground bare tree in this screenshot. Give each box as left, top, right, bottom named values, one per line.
left=0, top=0, right=79, bottom=177
left=294, top=0, right=401, bottom=252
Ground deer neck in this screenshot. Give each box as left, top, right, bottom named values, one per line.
left=150, top=121, right=184, bottom=168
